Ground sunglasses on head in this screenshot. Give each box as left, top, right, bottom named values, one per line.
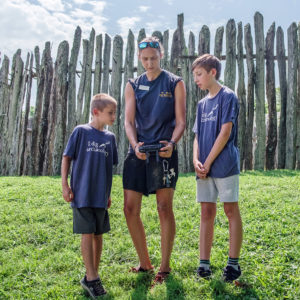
left=138, top=41, right=160, bottom=49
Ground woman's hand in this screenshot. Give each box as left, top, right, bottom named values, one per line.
left=159, top=140, right=173, bottom=158
left=134, top=142, right=147, bottom=160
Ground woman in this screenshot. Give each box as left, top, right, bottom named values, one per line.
left=123, top=36, right=186, bottom=284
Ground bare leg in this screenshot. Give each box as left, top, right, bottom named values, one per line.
left=81, top=234, right=99, bottom=281
left=223, top=202, right=243, bottom=258
left=123, top=189, right=153, bottom=270
left=156, top=188, right=175, bottom=272
left=93, top=234, right=103, bottom=273
left=199, top=202, right=217, bottom=260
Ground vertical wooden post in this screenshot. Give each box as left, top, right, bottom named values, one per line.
left=137, top=29, right=146, bottom=76
left=162, top=30, right=169, bottom=70
left=276, top=26, right=287, bottom=169
left=254, top=11, right=266, bottom=170
left=67, top=26, right=81, bottom=139
left=52, top=40, right=69, bottom=175
left=152, top=31, right=163, bottom=43
left=265, top=23, right=277, bottom=170
left=7, top=52, right=23, bottom=175
left=296, top=22, right=300, bottom=169
left=0, top=56, right=10, bottom=175
left=101, top=34, right=111, bottom=93
left=93, top=33, right=103, bottom=95
left=30, top=46, right=44, bottom=175
left=198, top=25, right=210, bottom=55
left=224, top=19, right=236, bottom=91
left=244, top=24, right=255, bottom=170
left=110, top=35, right=123, bottom=144
left=186, top=31, right=197, bottom=172
left=82, top=28, right=95, bottom=124
left=37, top=42, right=53, bottom=175
left=286, top=23, right=298, bottom=169
left=19, top=53, right=33, bottom=175
left=118, top=30, right=134, bottom=174
left=76, top=39, right=88, bottom=123
left=237, top=22, right=246, bottom=170
left=214, top=26, right=224, bottom=59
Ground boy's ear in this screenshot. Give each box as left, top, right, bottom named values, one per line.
left=92, top=108, right=100, bottom=116
left=210, top=68, right=217, bottom=78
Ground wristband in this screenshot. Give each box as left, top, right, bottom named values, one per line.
left=169, top=140, right=176, bottom=147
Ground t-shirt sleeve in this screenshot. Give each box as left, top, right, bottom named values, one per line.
left=192, top=114, right=198, bottom=133
left=63, top=128, right=80, bottom=159
left=221, top=94, right=239, bottom=126
left=112, top=135, right=118, bottom=165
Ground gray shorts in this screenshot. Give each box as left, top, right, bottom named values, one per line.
left=73, top=207, right=110, bottom=235
left=196, top=174, right=239, bottom=203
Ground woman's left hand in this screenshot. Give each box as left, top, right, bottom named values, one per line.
left=159, top=140, right=174, bottom=158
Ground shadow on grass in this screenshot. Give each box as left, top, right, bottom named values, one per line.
left=165, top=273, right=185, bottom=299
left=130, top=272, right=153, bottom=300
left=209, top=278, right=258, bottom=299
left=240, top=169, right=299, bottom=177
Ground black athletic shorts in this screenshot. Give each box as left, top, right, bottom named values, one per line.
left=122, top=150, right=178, bottom=196
left=73, top=207, right=110, bottom=235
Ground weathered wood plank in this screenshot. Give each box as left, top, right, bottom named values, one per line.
left=214, top=26, right=224, bottom=59
left=296, top=22, right=300, bottom=169
left=137, top=29, right=146, bottom=76
left=198, top=25, right=210, bottom=55
left=93, top=33, right=103, bottom=95
left=37, top=42, right=53, bottom=175
left=224, top=19, right=236, bottom=90
left=265, top=23, right=277, bottom=170
left=67, top=26, right=81, bottom=140
left=101, top=34, right=111, bottom=93
left=162, top=30, right=169, bottom=70
left=0, top=56, right=10, bottom=175
left=244, top=23, right=255, bottom=170
left=109, top=35, right=123, bottom=144
left=276, top=26, right=287, bottom=169
left=254, top=11, right=266, bottom=170
left=237, top=22, right=246, bottom=170
left=19, top=53, right=33, bottom=175
left=52, top=40, right=69, bottom=175
left=285, top=22, right=298, bottom=169
left=76, top=39, right=88, bottom=123
left=118, top=30, right=134, bottom=173
left=82, top=28, right=95, bottom=124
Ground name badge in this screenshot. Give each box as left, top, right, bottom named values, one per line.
left=139, top=85, right=150, bottom=91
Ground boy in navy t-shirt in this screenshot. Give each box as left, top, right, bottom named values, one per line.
left=61, top=93, right=118, bottom=297
left=192, top=54, right=243, bottom=282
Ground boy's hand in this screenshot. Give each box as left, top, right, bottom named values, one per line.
left=159, top=140, right=173, bottom=158
left=62, top=185, right=74, bottom=202
left=134, top=142, right=147, bottom=160
left=107, top=197, right=112, bottom=209
left=203, top=161, right=211, bottom=175
left=194, top=160, right=207, bottom=179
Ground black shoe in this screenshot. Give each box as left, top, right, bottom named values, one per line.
left=80, top=276, right=107, bottom=298
left=197, top=266, right=212, bottom=279
left=223, top=265, right=241, bottom=282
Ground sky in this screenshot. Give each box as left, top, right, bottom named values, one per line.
left=0, top=0, right=299, bottom=64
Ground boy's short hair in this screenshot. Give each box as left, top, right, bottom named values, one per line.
left=91, top=93, right=117, bottom=115
left=192, top=54, right=221, bottom=80
left=138, top=36, right=164, bottom=57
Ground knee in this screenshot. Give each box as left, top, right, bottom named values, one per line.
left=224, top=204, right=238, bottom=219
left=157, top=203, right=173, bottom=218
left=201, top=206, right=216, bottom=221
left=123, top=204, right=139, bottom=219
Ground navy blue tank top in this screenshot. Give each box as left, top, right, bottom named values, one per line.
left=128, top=70, right=182, bottom=153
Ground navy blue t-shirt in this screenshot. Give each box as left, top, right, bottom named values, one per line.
left=193, top=86, right=240, bottom=178
left=128, top=69, right=182, bottom=153
left=63, top=124, right=118, bottom=208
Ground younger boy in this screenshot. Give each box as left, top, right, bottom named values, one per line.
left=192, top=54, right=243, bottom=282
left=62, top=93, right=118, bottom=298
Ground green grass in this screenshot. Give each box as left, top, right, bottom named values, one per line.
left=0, top=170, right=299, bottom=299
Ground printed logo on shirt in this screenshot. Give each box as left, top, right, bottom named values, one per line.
left=139, top=85, right=150, bottom=91
left=159, top=91, right=172, bottom=98
left=201, top=104, right=219, bottom=122
left=87, top=141, right=110, bottom=156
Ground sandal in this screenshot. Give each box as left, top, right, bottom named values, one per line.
left=152, top=271, right=170, bottom=286
left=130, top=266, right=154, bottom=273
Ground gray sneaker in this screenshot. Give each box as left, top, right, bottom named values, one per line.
left=80, top=276, right=107, bottom=298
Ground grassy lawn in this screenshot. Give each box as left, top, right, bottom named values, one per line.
left=0, top=170, right=299, bottom=299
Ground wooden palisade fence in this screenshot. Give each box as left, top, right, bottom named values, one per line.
left=0, top=12, right=299, bottom=176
